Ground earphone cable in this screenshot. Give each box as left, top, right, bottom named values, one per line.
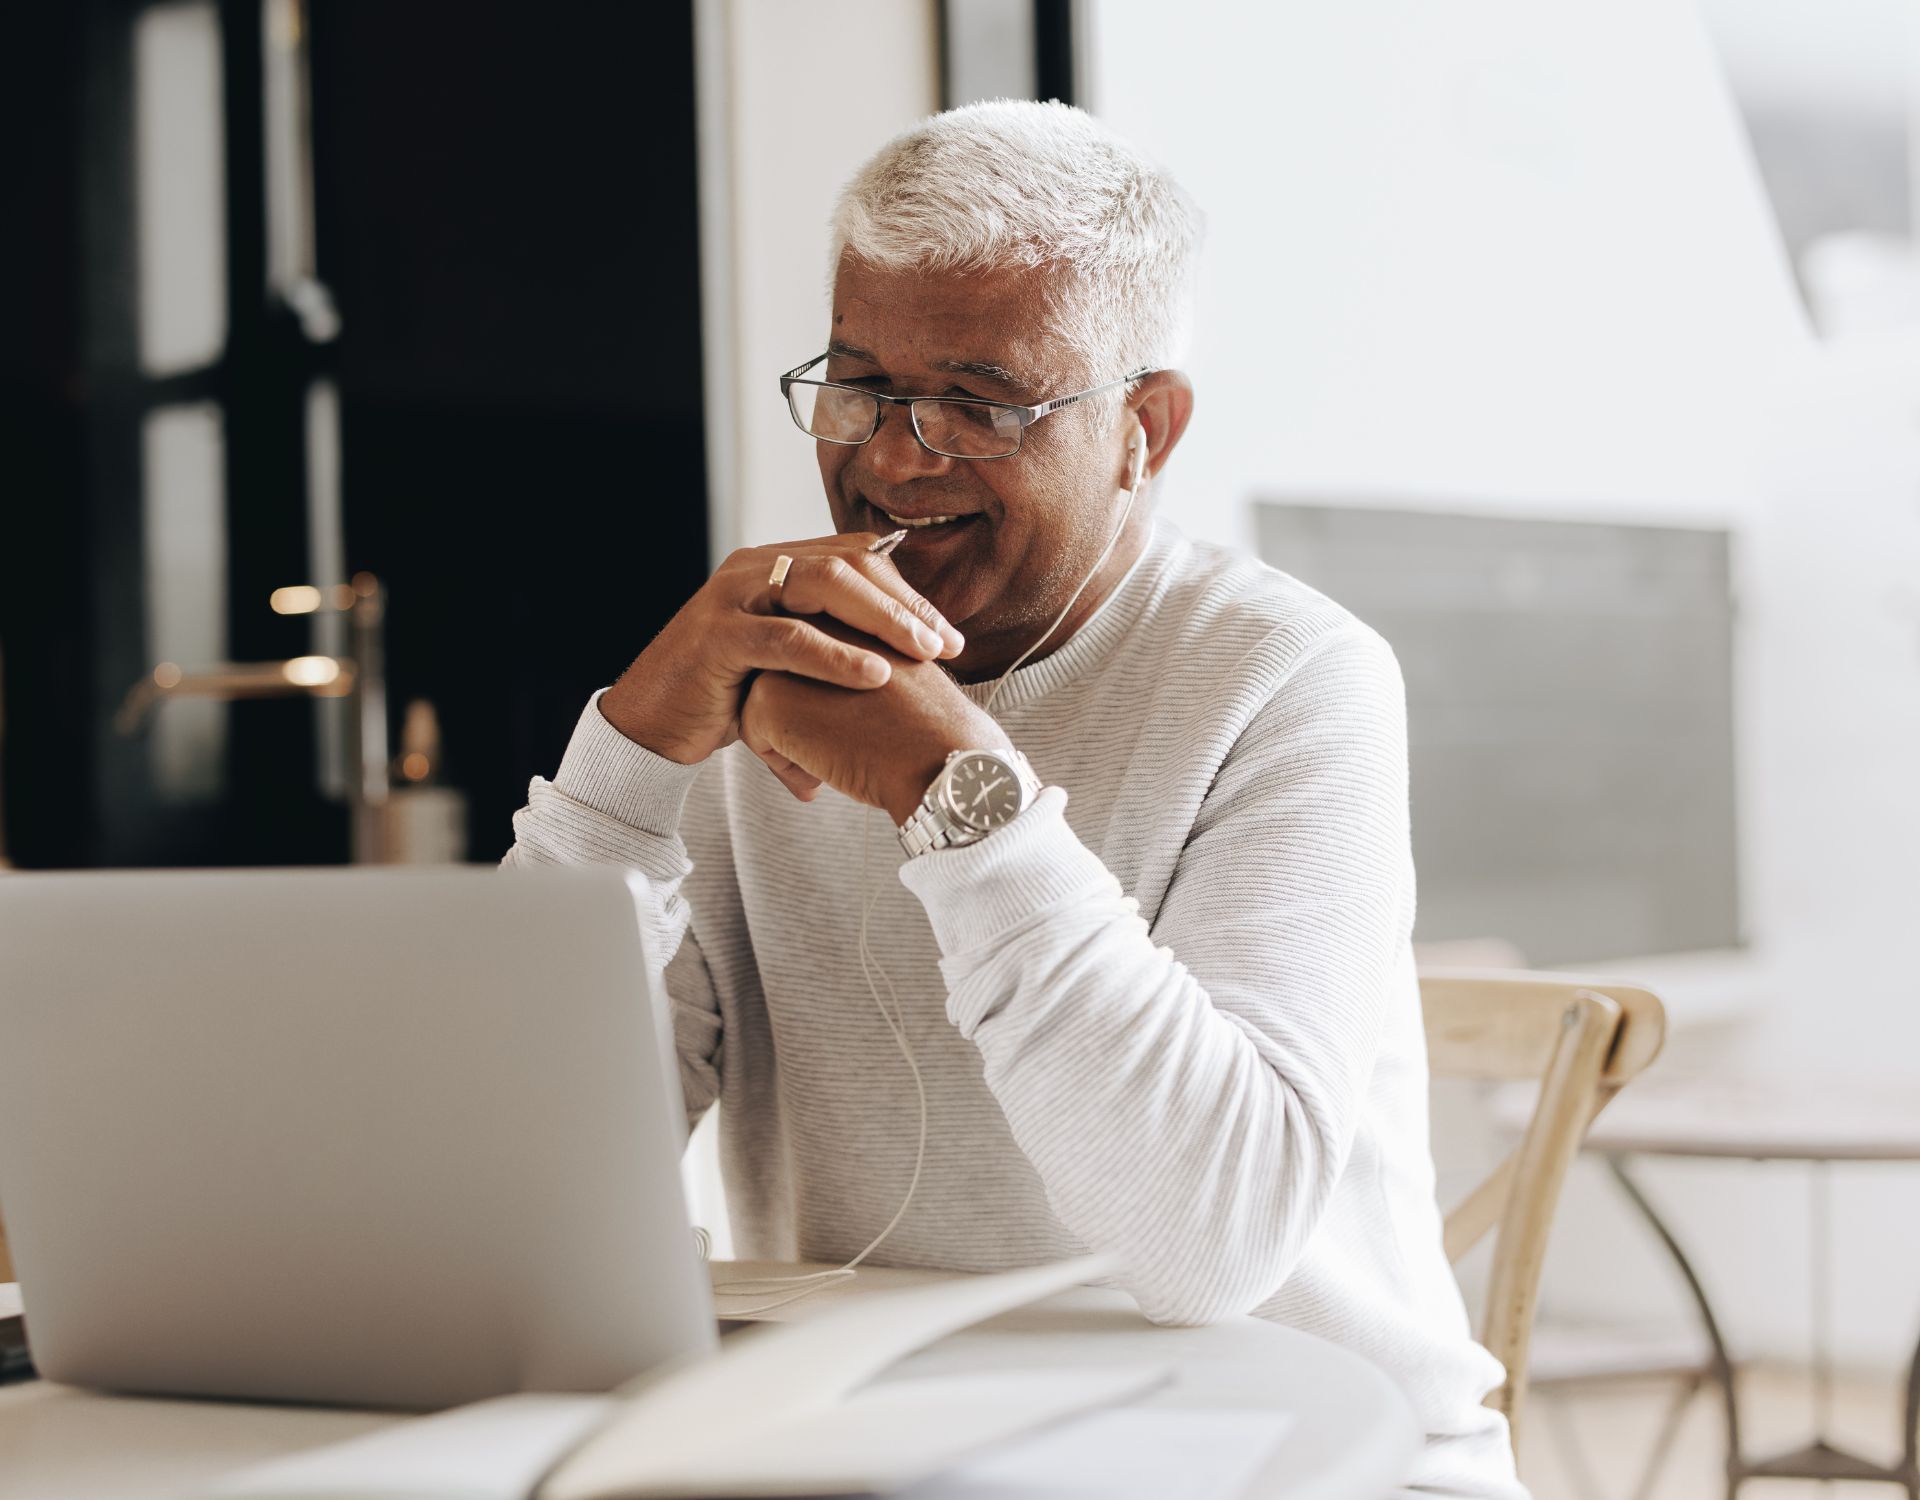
left=709, top=813, right=929, bottom=1313
left=712, top=442, right=1145, bottom=1313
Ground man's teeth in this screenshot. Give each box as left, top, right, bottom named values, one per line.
left=884, top=511, right=961, bottom=528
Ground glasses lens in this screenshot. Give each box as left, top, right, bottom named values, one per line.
left=788, top=382, right=878, bottom=444
left=913, top=400, right=1023, bottom=458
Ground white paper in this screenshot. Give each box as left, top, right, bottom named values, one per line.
left=557, top=1367, right=1169, bottom=1500
left=205, top=1257, right=1129, bottom=1500
left=203, top=1395, right=614, bottom=1500
left=541, top=1256, right=1116, bottom=1500
left=893, top=1407, right=1295, bottom=1500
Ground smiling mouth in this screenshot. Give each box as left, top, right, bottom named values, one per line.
left=859, top=497, right=986, bottom=542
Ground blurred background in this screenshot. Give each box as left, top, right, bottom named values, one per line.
left=5, top=2, right=1920, bottom=1495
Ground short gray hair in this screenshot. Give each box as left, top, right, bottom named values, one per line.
left=830, top=100, right=1203, bottom=396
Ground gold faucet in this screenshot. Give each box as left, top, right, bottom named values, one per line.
left=116, top=574, right=392, bottom=862
left=113, top=656, right=356, bottom=733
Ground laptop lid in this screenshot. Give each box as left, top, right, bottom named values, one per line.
left=0, top=865, right=717, bottom=1409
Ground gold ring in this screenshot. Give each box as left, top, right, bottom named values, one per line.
left=767, top=554, right=794, bottom=613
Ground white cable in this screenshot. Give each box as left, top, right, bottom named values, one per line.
left=984, top=438, right=1144, bottom=716
left=711, top=812, right=929, bottom=1313
left=712, top=435, right=1145, bottom=1315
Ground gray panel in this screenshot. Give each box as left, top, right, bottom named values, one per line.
left=1255, top=503, right=1740, bottom=965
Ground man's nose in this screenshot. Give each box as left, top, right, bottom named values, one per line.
left=865, top=404, right=954, bottom=484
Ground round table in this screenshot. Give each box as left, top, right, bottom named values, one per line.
left=1575, top=1074, right=1920, bottom=1500
left=720, top=1261, right=1421, bottom=1500
left=0, top=1262, right=1420, bottom=1500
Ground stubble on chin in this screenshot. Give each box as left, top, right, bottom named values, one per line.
left=940, top=524, right=1091, bottom=652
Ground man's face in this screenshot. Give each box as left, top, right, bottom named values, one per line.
left=818, top=256, right=1133, bottom=665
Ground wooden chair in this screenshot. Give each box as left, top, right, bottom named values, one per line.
left=1421, top=968, right=1667, bottom=1444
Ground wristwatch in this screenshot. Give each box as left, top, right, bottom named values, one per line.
left=897, top=747, right=1042, bottom=858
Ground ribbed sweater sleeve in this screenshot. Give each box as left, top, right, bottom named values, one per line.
left=897, top=626, right=1411, bottom=1325
left=501, top=691, right=725, bottom=1122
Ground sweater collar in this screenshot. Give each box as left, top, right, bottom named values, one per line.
left=958, top=515, right=1182, bottom=714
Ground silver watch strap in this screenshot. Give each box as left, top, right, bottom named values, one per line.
left=897, top=750, right=1040, bottom=859
left=896, top=801, right=952, bottom=860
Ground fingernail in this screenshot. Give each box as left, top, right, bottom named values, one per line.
left=913, top=624, right=943, bottom=657
left=942, top=629, right=965, bottom=658
left=860, top=655, right=891, bottom=685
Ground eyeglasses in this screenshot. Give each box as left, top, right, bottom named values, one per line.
left=779, top=354, right=1151, bottom=460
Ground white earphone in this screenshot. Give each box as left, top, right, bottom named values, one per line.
left=983, top=421, right=1148, bottom=714
left=709, top=420, right=1152, bottom=1312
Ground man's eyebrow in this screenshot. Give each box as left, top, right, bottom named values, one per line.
left=931, top=357, right=1032, bottom=391
left=826, top=342, right=1035, bottom=395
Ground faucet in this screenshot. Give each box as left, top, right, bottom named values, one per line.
left=116, top=574, right=392, bottom=863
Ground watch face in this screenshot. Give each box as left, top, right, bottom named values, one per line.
left=940, top=753, right=1026, bottom=833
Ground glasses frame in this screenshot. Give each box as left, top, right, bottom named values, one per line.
left=779, top=353, right=1153, bottom=460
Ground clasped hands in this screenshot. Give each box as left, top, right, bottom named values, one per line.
left=599, top=534, right=1012, bottom=825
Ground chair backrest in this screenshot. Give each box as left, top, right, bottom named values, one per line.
left=1420, top=968, right=1666, bottom=1442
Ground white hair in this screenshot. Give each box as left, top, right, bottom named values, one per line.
left=830, top=100, right=1203, bottom=402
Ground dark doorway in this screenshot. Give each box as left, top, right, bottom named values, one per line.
left=1, top=0, right=709, bottom=868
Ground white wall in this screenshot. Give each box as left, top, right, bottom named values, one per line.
left=1089, top=0, right=1920, bottom=1367
left=685, top=0, right=941, bottom=1254
left=1089, top=0, right=1806, bottom=544
left=698, top=0, right=942, bottom=564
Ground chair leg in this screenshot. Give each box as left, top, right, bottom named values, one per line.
left=1537, top=1372, right=1706, bottom=1500
left=1540, top=1390, right=1610, bottom=1500
left=1627, top=1372, right=1705, bottom=1500
left=1606, top=1159, right=1745, bottom=1499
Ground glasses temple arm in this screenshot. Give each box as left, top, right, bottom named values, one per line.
left=1027, top=369, right=1155, bottom=421
left=780, top=354, right=831, bottom=381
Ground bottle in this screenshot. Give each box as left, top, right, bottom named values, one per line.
left=382, top=699, right=469, bottom=863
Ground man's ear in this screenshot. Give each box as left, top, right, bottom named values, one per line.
left=1126, top=370, right=1196, bottom=481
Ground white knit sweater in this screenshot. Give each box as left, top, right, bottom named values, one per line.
left=505, top=519, right=1525, bottom=1498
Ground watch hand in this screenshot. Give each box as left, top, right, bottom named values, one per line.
left=970, top=777, right=1008, bottom=808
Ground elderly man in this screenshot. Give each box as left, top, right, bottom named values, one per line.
left=507, top=102, right=1523, bottom=1498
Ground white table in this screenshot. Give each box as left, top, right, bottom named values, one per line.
left=1571, top=1075, right=1920, bottom=1498
left=0, top=1262, right=1419, bottom=1500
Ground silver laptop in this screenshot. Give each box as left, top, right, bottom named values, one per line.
left=0, top=866, right=718, bottom=1409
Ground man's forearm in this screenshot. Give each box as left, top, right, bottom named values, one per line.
left=897, top=633, right=1413, bottom=1325
left=897, top=792, right=1392, bottom=1326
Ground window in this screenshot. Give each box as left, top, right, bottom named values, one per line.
left=1257, top=503, right=1741, bottom=965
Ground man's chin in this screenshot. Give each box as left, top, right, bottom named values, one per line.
left=896, top=555, right=994, bottom=631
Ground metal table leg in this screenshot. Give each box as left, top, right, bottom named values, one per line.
left=1605, top=1155, right=1744, bottom=1500
left=1609, top=1154, right=1920, bottom=1498
left=1812, top=1160, right=1832, bottom=1452
left=1902, top=1315, right=1920, bottom=1499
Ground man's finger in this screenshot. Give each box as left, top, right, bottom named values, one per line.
left=754, top=746, right=822, bottom=801
left=851, top=551, right=966, bottom=657
left=727, top=535, right=965, bottom=658
left=741, top=615, right=892, bottom=689
left=739, top=700, right=825, bottom=801
left=773, top=554, right=949, bottom=661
